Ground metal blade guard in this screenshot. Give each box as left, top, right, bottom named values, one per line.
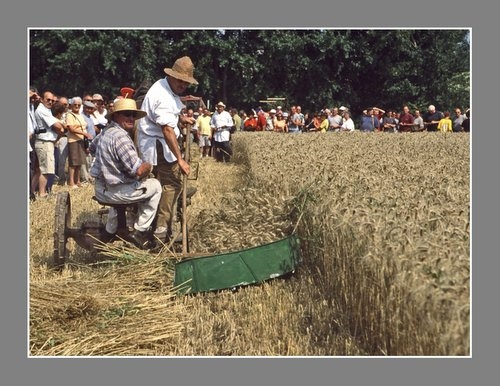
left=173, top=235, right=301, bottom=295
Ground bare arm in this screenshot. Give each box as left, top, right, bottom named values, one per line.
left=51, top=120, right=67, bottom=135
left=161, top=124, right=190, bottom=176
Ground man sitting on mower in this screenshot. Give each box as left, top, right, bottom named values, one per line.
left=90, top=98, right=162, bottom=249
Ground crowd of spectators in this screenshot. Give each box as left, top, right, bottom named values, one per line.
left=28, top=87, right=116, bottom=201
left=28, top=83, right=470, bottom=203
left=230, top=103, right=470, bottom=134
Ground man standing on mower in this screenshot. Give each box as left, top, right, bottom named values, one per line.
left=90, top=98, right=162, bottom=249
left=136, top=56, right=198, bottom=242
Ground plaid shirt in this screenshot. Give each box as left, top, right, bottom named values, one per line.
left=90, top=123, right=142, bottom=185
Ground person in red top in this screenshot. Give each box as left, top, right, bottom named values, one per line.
left=256, top=108, right=266, bottom=131
left=244, top=110, right=258, bottom=131
left=310, top=112, right=322, bottom=132
left=398, top=105, right=414, bottom=132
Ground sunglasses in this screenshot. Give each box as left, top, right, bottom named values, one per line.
left=118, top=111, right=136, bottom=118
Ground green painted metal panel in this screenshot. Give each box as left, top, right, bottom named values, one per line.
left=174, top=235, right=302, bottom=294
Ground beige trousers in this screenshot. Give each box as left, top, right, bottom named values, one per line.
left=153, top=141, right=182, bottom=232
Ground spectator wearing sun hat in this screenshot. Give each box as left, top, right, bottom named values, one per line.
left=210, top=101, right=234, bottom=162
left=91, top=93, right=108, bottom=130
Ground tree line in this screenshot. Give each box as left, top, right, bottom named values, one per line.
left=30, top=29, right=470, bottom=115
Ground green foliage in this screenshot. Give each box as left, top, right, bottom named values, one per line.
left=29, top=29, right=470, bottom=115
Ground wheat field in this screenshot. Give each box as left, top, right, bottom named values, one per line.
left=29, top=131, right=470, bottom=356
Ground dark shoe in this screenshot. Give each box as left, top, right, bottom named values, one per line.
left=128, top=229, right=153, bottom=250
left=100, top=229, right=116, bottom=243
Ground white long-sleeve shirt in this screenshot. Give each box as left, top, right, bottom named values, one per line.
left=210, top=110, right=233, bottom=142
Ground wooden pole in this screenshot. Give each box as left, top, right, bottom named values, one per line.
left=182, top=125, right=191, bottom=254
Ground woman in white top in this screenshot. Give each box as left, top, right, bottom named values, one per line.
left=340, top=111, right=355, bottom=132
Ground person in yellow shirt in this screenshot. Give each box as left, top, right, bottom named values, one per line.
left=196, top=107, right=213, bottom=158
left=319, top=111, right=329, bottom=133
left=437, top=111, right=453, bottom=132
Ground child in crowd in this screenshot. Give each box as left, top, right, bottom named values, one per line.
left=437, top=111, right=453, bottom=132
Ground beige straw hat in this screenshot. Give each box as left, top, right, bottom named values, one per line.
left=164, top=56, right=199, bottom=85
left=106, top=98, right=147, bottom=121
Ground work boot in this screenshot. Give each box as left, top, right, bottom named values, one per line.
left=128, top=229, right=153, bottom=250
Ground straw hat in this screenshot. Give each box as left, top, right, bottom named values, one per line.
left=106, top=98, right=147, bottom=121
left=164, top=56, right=199, bottom=85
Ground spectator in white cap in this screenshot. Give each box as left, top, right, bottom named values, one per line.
left=266, top=108, right=277, bottom=131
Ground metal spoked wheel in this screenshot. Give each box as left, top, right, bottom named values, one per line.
left=53, top=191, right=71, bottom=267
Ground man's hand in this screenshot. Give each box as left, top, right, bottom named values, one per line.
left=136, top=161, right=153, bottom=179
left=179, top=115, right=196, bottom=126
left=178, top=158, right=191, bottom=176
